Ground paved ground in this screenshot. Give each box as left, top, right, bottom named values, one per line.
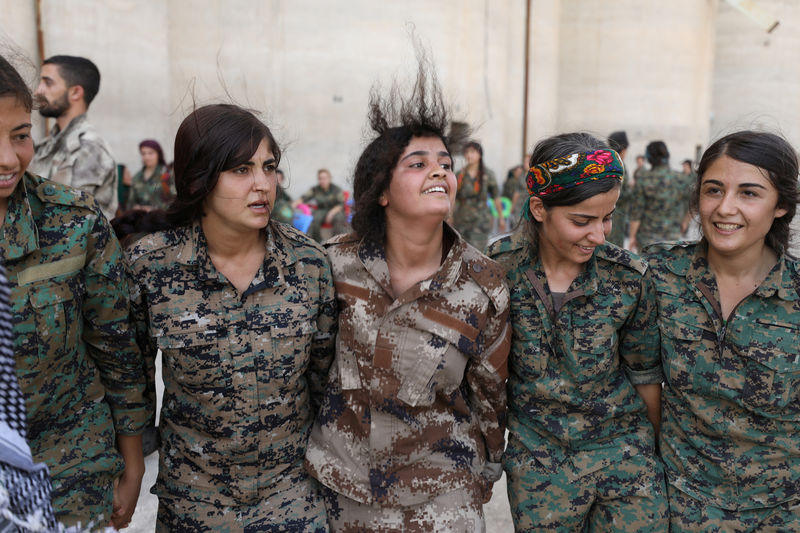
left=125, top=353, right=515, bottom=532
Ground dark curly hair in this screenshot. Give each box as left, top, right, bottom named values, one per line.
left=350, top=58, right=467, bottom=242
left=692, top=130, right=799, bottom=254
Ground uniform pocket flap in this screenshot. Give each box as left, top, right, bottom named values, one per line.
left=157, top=328, right=220, bottom=349
left=658, top=316, right=705, bottom=341
left=271, top=319, right=314, bottom=338
left=29, top=281, right=74, bottom=308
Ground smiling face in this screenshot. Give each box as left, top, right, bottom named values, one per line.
left=531, top=186, right=620, bottom=268
left=202, top=139, right=277, bottom=235
left=380, top=135, right=456, bottom=225
left=0, top=95, right=34, bottom=210
left=698, top=154, right=786, bottom=259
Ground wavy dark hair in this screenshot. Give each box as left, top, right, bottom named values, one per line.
left=0, top=54, right=33, bottom=112
left=645, top=140, right=669, bottom=167
left=350, top=58, right=467, bottom=243
left=526, top=132, right=619, bottom=242
left=692, top=130, right=799, bottom=254
left=166, top=104, right=281, bottom=227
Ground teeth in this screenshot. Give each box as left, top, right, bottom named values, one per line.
left=715, top=223, right=740, bottom=230
left=0, top=174, right=15, bottom=181
left=424, top=186, right=446, bottom=194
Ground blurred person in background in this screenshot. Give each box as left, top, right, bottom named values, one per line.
left=294, top=168, right=345, bottom=241
left=452, top=141, right=505, bottom=251
left=128, top=139, right=173, bottom=211
left=29, top=55, right=117, bottom=220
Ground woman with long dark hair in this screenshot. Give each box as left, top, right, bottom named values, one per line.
left=128, top=103, right=336, bottom=530
left=128, top=139, right=173, bottom=211
left=489, top=132, right=668, bottom=531
left=646, top=131, right=800, bottom=531
left=305, top=63, right=510, bottom=531
left=452, top=140, right=506, bottom=250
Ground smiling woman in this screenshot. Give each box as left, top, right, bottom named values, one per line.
left=487, top=132, right=669, bottom=532
left=305, top=58, right=511, bottom=532
left=126, top=104, right=336, bottom=531
left=645, top=131, right=800, bottom=531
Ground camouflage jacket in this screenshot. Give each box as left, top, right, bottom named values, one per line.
left=128, top=221, right=337, bottom=506
left=30, top=114, right=118, bottom=220
left=301, top=183, right=344, bottom=212
left=646, top=241, right=800, bottom=510
left=629, top=164, right=689, bottom=247
left=488, top=229, right=662, bottom=474
left=453, top=166, right=499, bottom=234
left=1, top=173, right=148, bottom=488
left=128, top=164, right=174, bottom=210
left=605, top=169, right=633, bottom=247
left=305, top=227, right=510, bottom=506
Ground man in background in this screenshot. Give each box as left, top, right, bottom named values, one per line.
left=29, top=55, right=117, bottom=219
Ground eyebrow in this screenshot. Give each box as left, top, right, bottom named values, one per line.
left=702, top=178, right=767, bottom=190
left=568, top=207, right=616, bottom=220
left=241, top=158, right=277, bottom=166
left=13, top=123, right=33, bottom=132
left=399, top=150, right=451, bottom=162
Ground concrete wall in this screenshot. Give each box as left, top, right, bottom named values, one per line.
left=526, top=0, right=717, bottom=171
left=1, top=0, right=528, bottom=198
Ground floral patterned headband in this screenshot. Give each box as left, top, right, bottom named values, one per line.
left=523, top=149, right=624, bottom=219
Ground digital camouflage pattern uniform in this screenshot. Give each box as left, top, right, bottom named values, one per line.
left=29, top=114, right=118, bottom=220
left=488, top=228, right=668, bottom=533
left=645, top=241, right=800, bottom=532
left=1, top=172, right=149, bottom=527
left=305, top=226, right=510, bottom=532
left=629, top=163, right=690, bottom=248
left=301, top=184, right=345, bottom=242
left=605, top=169, right=633, bottom=248
left=128, top=220, right=336, bottom=532
left=128, top=164, right=174, bottom=210
left=452, top=167, right=500, bottom=251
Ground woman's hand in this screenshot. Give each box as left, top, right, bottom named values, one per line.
left=110, top=434, right=145, bottom=529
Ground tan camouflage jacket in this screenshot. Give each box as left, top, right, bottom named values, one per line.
left=305, top=227, right=510, bottom=506
left=128, top=221, right=337, bottom=505
left=646, top=241, right=800, bottom=510
left=30, top=114, right=118, bottom=220
left=1, top=173, right=148, bottom=497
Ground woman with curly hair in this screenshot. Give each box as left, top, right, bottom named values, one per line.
left=305, top=59, right=510, bottom=532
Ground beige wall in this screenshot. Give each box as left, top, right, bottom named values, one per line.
left=1, top=0, right=528, bottom=197
left=2, top=0, right=797, bottom=206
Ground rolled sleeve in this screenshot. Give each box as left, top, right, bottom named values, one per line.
left=619, top=274, right=662, bottom=383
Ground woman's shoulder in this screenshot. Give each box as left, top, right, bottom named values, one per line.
left=273, top=221, right=328, bottom=259
left=25, top=172, right=100, bottom=216
left=595, top=242, right=647, bottom=275
left=126, top=226, right=189, bottom=267
left=461, top=241, right=510, bottom=311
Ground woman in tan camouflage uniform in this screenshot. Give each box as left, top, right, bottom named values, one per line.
left=128, top=104, right=336, bottom=531
left=305, top=63, right=510, bottom=532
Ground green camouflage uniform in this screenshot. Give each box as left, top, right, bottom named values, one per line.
left=1, top=172, right=149, bottom=527
left=453, top=167, right=499, bottom=251
left=128, top=164, right=174, bottom=210
left=128, top=220, right=336, bottom=532
left=305, top=226, right=510, bottom=531
left=488, top=229, right=668, bottom=533
left=29, top=114, right=118, bottom=220
left=605, top=169, right=633, bottom=248
left=272, top=187, right=294, bottom=225
left=629, top=164, right=689, bottom=248
left=645, top=241, right=800, bottom=531
left=301, top=184, right=345, bottom=242
left=502, top=172, right=525, bottom=230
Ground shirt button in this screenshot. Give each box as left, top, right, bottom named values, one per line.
left=473, top=263, right=482, bottom=273
left=44, top=185, right=56, bottom=195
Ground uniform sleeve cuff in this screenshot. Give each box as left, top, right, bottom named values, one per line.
left=623, top=364, right=664, bottom=385
left=481, top=462, right=503, bottom=483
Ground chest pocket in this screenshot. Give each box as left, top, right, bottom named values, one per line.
left=30, top=280, right=81, bottom=362
left=266, top=314, right=315, bottom=383
left=741, top=319, right=800, bottom=415
left=397, top=308, right=481, bottom=407
left=659, top=314, right=718, bottom=396
left=571, top=322, right=618, bottom=383
left=157, top=327, right=226, bottom=390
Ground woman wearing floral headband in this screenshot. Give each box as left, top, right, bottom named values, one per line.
left=488, top=132, right=668, bottom=532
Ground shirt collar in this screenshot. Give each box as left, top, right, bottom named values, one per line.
left=0, top=173, right=40, bottom=261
